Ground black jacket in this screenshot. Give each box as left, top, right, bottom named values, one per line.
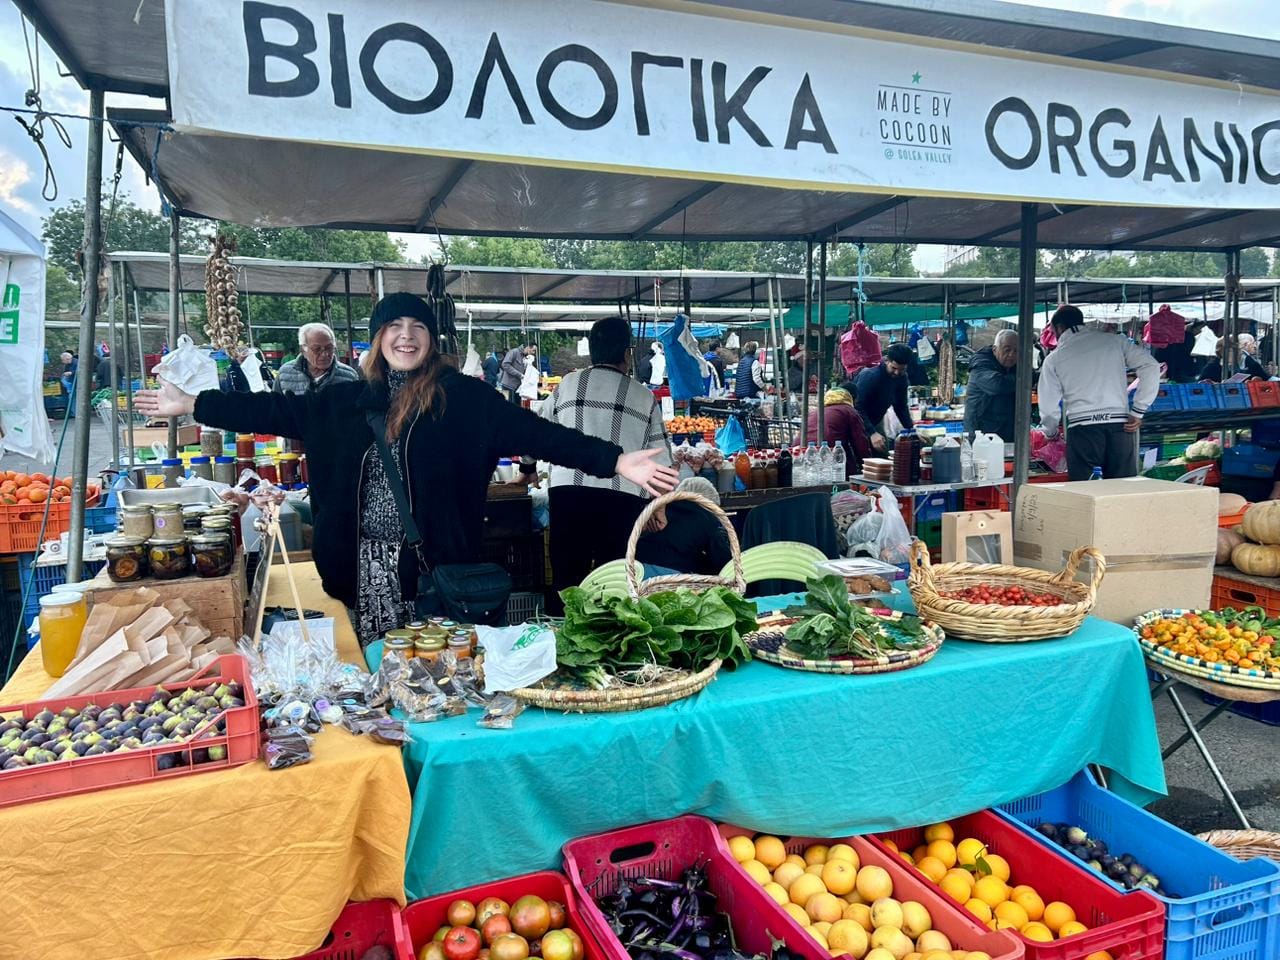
left=194, top=368, right=621, bottom=607
left=963, top=346, right=1017, bottom=441
left=854, top=364, right=913, bottom=432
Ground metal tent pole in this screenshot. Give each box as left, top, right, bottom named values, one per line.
left=817, top=241, right=828, bottom=443
left=1012, top=203, right=1038, bottom=504
left=68, top=87, right=105, bottom=584
left=106, top=259, right=120, bottom=470
left=120, top=267, right=136, bottom=468
left=167, top=211, right=181, bottom=458
left=802, top=243, right=814, bottom=445
left=343, top=270, right=355, bottom=363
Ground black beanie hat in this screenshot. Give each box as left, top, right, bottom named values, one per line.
left=369, top=292, right=437, bottom=342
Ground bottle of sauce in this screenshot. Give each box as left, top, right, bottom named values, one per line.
left=750, top=456, right=766, bottom=491
left=777, top=448, right=793, bottom=487
left=765, top=453, right=779, bottom=489
left=734, top=451, right=751, bottom=487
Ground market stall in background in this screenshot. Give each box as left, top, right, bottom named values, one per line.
left=5, top=1, right=1280, bottom=959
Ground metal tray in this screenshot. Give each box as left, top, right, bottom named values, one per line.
left=117, top=486, right=222, bottom=508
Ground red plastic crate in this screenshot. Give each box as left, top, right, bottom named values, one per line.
left=1212, top=573, right=1280, bottom=617
left=874, top=810, right=1164, bottom=960
left=1248, top=381, right=1280, bottom=409
left=1219, top=507, right=1248, bottom=529
left=0, top=486, right=100, bottom=554
left=563, top=816, right=828, bottom=960
left=1184, top=459, right=1221, bottom=486
left=0, top=654, right=259, bottom=807
left=715, top=824, right=1023, bottom=960
left=256, top=900, right=413, bottom=960
left=403, top=871, right=602, bottom=960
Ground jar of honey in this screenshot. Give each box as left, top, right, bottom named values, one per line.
left=236, top=433, right=256, bottom=459
left=37, top=593, right=87, bottom=678
left=278, top=452, right=301, bottom=486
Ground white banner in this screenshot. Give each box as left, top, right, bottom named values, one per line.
left=166, top=0, right=1280, bottom=209
left=0, top=226, right=55, bottom=462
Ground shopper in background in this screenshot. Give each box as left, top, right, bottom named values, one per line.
left=787, top=344, right=807, bottom=394
left=274, top=323, right=361, bottom=396
left=1038, top=304, right=1161, bottom=481
left=635, top=476, right=732, bottom=577
left=853, top=342, right=914, bottom=453
left=221, top=345, right=276, bottom=393
left=500, top=342, right=535, bottom=404
left=481, top=350, right=500, bottom=388
left=963, top=329, right=1019, bottom=442
left=703, top=341, right=726, bottom=384
left=648, top=342, right=667, bottom=387
left=733, top=341, right=766, bottom=399
left=806, top=387, right=872, bottom=477
left=514, top=315, right=672, bottom=614
left=59, top=350, right=78, bottom=415
left=137, top=295, right=676, bottom=645
left=1197, top=334, right=1268, bottom=382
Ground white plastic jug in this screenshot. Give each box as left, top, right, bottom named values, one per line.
left=972, top=433, right=1005, bottom=483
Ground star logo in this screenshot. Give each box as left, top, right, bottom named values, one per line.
left=911, top=71, right=922, bottom=84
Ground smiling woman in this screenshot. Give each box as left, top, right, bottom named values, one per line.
left=135, top=292, right=677, bottom=644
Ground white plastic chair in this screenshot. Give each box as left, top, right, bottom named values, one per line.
left=1177, top=465, right=1214, bottom=486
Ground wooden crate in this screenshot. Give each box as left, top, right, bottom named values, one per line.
left=83, top=551, right=246, bottom=633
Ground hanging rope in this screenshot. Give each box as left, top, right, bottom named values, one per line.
left=854, top=243, right=869, bottom=304
left=13, top=18, right=71, bottom=202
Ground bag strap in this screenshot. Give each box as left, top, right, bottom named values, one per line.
left=364, top=410, right=429, bottom=570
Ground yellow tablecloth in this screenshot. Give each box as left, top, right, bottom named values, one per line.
left=0, top=561, right=410, bottom=960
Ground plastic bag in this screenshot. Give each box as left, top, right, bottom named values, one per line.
left=840, top=321, right=882, bottom=375
left=518, top=358, right=540, bottom=400
left=724, top=332, right=740, bottom=350
left=239, top=348, right=269, bottom=393
left=715, top=417, right=747, bottom=456
left=153, top=335, right=219, bottom=395
left=1192, top=326, right=1219, bottom=358
left=873, top=487, right=912, bottom=565
left=461, top=342, right=483, bottom=377
left=478, top=622, right=558, bottom=694
left=916, top=336, right=936, bottom=361
left=576, top=337, right=590, bottom=357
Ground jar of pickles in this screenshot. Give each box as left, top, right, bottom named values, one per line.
left=119, top=504, right=154, bottom=540
left=106, top=535, right=148, bottom=583
left=191, top=533, right=234, bottom=578
left=147, top=536, right=191, bottom=580
left=150, top=502, right=183, bottom=537
left=200, top=427, right=224, bottom=458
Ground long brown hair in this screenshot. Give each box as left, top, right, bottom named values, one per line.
left=361, top=328, right=455, bottom=439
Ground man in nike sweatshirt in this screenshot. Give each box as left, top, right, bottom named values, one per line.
left=1038, top=304, right=1162, bottom=481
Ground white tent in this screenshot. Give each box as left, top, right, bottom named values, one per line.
left=0, top=208, right=54, bottom=463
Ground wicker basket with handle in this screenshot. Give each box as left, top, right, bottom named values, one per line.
left=907, top=540, right=1105, bottom=641
left=1198, top=829, right=1280, bottom=863
left=511, top=490, right=745, bottom=713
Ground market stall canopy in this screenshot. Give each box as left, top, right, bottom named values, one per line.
left=20, top=0, right=1280, bottom=250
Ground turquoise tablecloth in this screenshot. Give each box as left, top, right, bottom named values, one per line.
left=368, top=596, right=1165, bottom=899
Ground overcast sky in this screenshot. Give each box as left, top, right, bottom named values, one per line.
left=1, top=0, right=1277, bottom=270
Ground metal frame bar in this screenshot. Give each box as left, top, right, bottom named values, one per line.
left=628, top=184, right=720, bottom=239
left=1012, top=203, right=1038, bottom=499
left=414, top=160, right=474, bottom=232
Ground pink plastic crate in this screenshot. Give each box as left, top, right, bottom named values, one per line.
left=402, top=871, right=603, bottom=960
left=251, top=900, right=413, bottom=960
left=563, top=816, right=827, bottom=960
left=875, top=810, right=1165, bottom=960
left=715, top=824, right=1023, bottom=960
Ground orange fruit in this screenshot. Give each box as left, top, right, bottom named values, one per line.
left=13, top=473, right=29, bottom=487
left=993, top=901, right=1028, bottom=929
left=755, top=836, right=787, bottom=870
left=916, top=856, right=948, bottom=883
left=30, top=472, right=48, bottom=485
left=1020, top=922, right=1054, bottom=943
left=1042, top=902, right=1076, bottom=934
left=939, top=874, right=972, bottom=904
left=926, top=840, right=958, bottom=869
left=0, top=481, right=14, bottom=495
left=923, top=823, right=955, bottom=843
left=1058, top=920, right=1089, bottom=938
left=27, top=488, right=47, bottom=503
left=973, top=876, right=1009, bottom=909
left=1084, top=953, right=1114, bottom=960
left=983, top=854, right=1011, bottom=883
left=963, top=898, right=992, bottom=923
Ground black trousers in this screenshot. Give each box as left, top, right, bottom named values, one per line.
left=547, top=485, right=647, bottom=615
left=1066, top=422, right=1138, bottom=480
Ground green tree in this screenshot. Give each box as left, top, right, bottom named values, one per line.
left=42, top=195, right=206, bottom=279
left=445, top=236, right=555, bottom=268
left=1050, top=248, right=1272, bottom=279
left=943, top=246, right=1042, bottom=277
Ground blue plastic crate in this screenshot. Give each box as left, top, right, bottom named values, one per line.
left=1180, top=383, right=1219, bottom=410
left=1148, top=383, right=1184, bottom=412
left=914, top=490, right=957, bottom=522
left=1223, top=443, right=1280, bottom=479
left=1217, top=383, right=1252, bottom=410
left=15, top=553, right=106, bottom=609
left=999, top=769, right=1280, bottom=960
left=1251, top=419, right=1280, bottom=448
left=84, top=504, right=117, bottom=534
left=1201, top=692, right=1280, bottom=727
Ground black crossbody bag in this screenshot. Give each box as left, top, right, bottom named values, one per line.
left=365, top=411, right=512, bottom=625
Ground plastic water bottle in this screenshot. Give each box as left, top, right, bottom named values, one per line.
left=802, top=442, right=818, bottom=486
left=817, top=442, right=833, bottom=484
left=1089, top=466, right=1104, bottom=480
left=960, top=437, right=975, bottom=482
left=831, top=442, right=847, bottom=482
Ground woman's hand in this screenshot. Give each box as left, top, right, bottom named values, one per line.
left=135, top=379, right=197, bottom=418
left=616, top=449, right=678, bottom=497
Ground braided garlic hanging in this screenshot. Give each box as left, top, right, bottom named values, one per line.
left=203, top=234, right=243, bottom=350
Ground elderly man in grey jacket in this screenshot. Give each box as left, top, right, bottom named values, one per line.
left=274, top=323, right=361, bottom=395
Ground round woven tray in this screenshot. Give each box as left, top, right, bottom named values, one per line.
left=1198, top=829, right=1280, bottom=863
left=1135, top=609, right=1280, bottom=700
left=512, top=491, right=744, bottom=713
left=906, top=542, right=1105, bottom=642
left=511, top=657, right=723, bottom=713
left=746, top=615, right=944, bottom=675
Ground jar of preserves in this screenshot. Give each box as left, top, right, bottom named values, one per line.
left=37, top=592, right=87, bottom=678
left=256, top=456, right=279, bottom=485
left=213, top=456, right=236, bottom=485
left=161, top=458, right=184, bottom=488
left=384, top=629, right=415, bottom=662
left=150, top=502, right=183, bottom=537
left=106, top=535, right=148, bottom=583
left=278, top=453, right=301, bottom=485
left=236, top=433, right=256, bottom=459
left=191, top=533, right=234, bottom=578
left=414, top=634, right=447, bottom=662
left=183, top=504, right=210, bottom=532
left=119, top=504, right=154, bottom=540
left=200, top=428, right=224, bottom=458
left=448, top=632, right=473, bottom=660
left=147, top=536, right=190, bottom=580
left=190, top=455, right=213, bottom=481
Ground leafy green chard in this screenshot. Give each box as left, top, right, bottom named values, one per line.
left=784, top=574, right=927, bottom=659
left=556, top=585, right=755, bottom=674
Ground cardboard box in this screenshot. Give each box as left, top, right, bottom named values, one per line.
left=942, top=511, right=1013, bottom=564
left=1013, top=478, right=1217, bottom=625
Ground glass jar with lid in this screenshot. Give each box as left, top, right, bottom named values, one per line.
left=200, top=427, right=224, bottom=458
left=415, top=634, right=447, bottom=662
left=213, top=456, right=236, bottom=485
left=150, top=502, right=183, bottom=537
left=191, top=533, right=234, bottom=578
left=161, top=458, right=184, bottom=488
left=384, top=629, right=415, bottom=661
left=38, top=593, right=86, bottom=678
left=278, top=453, right=301, bottom=486
left=256, top=456, right=279, bottom=485
left=236, top=433, right=256, bottom=459
left=105, top=535, right=148, bottom=582
left=147, top=536, right=191, bottom=580
left=190, top=456, right=213, bottom=481
left=119, top=504, right=154, bottom=540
